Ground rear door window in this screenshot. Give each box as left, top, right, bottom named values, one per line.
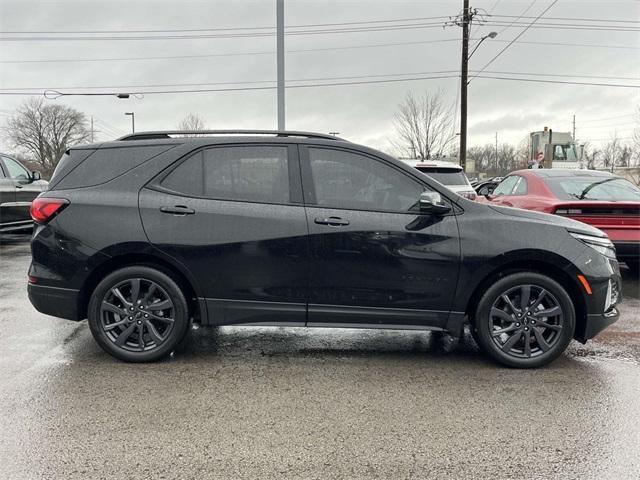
left=160, top=145, right=291, bottom=204
left=512, top=176, right=528, bottom=195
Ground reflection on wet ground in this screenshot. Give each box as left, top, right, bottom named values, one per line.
left=1, top=234, right=639, bottom=479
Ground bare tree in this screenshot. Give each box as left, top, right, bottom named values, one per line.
left=3, top=98, right=90, bottom=176
left=601, top=135, right=623, bottom=172
left=393, top=90, right=454, bottom=160
left=177, top=113, right=207, bottom=134
left=581, top=143, right=601, bottom=170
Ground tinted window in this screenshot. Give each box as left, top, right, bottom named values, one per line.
left=415, top=167, right=468, bottom=186
left=161, top=146, right=290, bottom=204
left=3, top=156, right=29, bottom=180
left=512, top=176, right=528, bottom=195
left=309, top=148, right=424, bottom=212
left=492, top=176, right=518, bottom=196
left=55, top=145, right=172, bottom=189
left=546, top=176, right=640, bottom=201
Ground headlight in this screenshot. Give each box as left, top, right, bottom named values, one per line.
left=570, top=232, right=616, bottom=259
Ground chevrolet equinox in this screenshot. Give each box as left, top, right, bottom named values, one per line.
left=28, top=130, right=621, bottom=367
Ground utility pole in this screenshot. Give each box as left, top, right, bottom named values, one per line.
left=572, top=114, right=576, bottom=140
left=276, top=0, right=285, bottom=130
left=459, top=0, right=470, bottom=172
left=91, top=116, right=94, bottom=142
left=495, top=132, right=498, bottom=173
left=328, top=131, right=340, bottom=137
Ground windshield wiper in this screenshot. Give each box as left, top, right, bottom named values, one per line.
left=577, top=177, right=617, bottom=200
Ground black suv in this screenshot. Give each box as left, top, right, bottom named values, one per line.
left=28, top=131, right=621, bottom=367
left=0, top=153, right=47, bottom=232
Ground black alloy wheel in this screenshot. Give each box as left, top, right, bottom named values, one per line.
left=100, top=278, right=175, bottom=352
left=473, top=272, right=575, bottom=368
left=489, top=284, right=563, bottom=359
left=88, top=266, right=190, bottom=362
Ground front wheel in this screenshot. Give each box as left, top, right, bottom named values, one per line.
left=88, top=266, right=190, bottom=362
left=472, top=272, right=575, bottom=368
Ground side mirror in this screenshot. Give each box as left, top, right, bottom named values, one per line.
left=419, top=191, right=450, bottom=215
left=31, top=171, right=42, bottom=182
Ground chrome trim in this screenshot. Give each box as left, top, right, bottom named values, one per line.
left=0, top=201, right=32, bottom=207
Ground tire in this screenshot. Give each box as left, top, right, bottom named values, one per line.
left=87, top=266, right=190, bottom=362
left=472, top=272, right=575, bottom=368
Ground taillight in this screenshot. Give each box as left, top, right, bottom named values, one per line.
left=459, top=191, right=477, bottom=201
left=30, top=198, right=69, bottom=224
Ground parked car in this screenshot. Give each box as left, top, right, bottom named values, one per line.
left=474, top=177, right=503, bottom=196
left=28, top=130, right=621, bottom=367
left=0, top=153, right=48, bottom=233
left=405, top=160, right=477, bottom=200
left=479, top=169, right=640, bottom=272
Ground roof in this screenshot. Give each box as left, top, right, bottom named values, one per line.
left=116, top=130, right=347, bottom=142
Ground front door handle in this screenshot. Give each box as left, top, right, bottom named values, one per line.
left=314, top=216, right=350, bottom=227
left=160, top=205, right=195, bottom=216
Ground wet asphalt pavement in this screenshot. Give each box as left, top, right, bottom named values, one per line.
left=1, top=233, right=639, bottom=480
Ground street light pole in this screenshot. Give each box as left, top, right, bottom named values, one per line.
left=125, top=112, right=135, bottom=133
left=459, top=0, right=470, bottom=172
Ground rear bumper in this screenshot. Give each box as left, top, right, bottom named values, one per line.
left=613, top=241, right=639, bottom=262
left=28, top=283, right=82, bottom=321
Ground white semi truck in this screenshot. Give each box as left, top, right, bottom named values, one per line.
left=528, top=127, right=583, bottom=169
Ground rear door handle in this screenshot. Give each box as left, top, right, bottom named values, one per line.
left=314, top=216, right=350, bottom=227
left=160, top=205, right=195, bottom=216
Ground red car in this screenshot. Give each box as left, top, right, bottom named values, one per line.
left=479, top=169, right=640, bottom=272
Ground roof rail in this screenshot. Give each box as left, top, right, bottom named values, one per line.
left=117, top=130, right=347, bottom=142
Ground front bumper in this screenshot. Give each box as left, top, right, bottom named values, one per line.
left=580, top=307, right=619, bottom=342
left=28, top=283, right=82, bottom=321
left=613, top=241, right=639, bottom=263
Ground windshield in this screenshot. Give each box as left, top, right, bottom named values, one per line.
left=552, top=144, right=579, bottom=162
left=546, top=176, right=640, bottom=201
left=415, top=167, right=469, bottom=186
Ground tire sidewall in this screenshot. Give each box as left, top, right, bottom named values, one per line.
left=87, top=266, right=190, bottom=362
left=474, top=272, right=576, bottom=368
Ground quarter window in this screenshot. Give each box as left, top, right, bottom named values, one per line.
left=492, top=176, right=518, bottom=196
left=161, top=146, right=290, bottom=204
left=512, top=176, right=528, bottom=195
left=308, top=148, right=424, bottom=212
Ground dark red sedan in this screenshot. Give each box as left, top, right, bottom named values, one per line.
left=479, top=169, right=640, bottom=272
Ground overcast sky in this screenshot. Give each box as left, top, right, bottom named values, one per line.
left=0, top=0, right=638, bottom=156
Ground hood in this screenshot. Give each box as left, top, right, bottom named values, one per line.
left=487, top=204, right=607, bottom=237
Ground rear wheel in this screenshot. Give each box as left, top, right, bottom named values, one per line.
left=88, top=266, right=190, bottom=362
left=472, top=272, right=575, bottom=368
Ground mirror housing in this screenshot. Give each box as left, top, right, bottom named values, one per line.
left=419, top=191, right=450, bottom=214
left=31, top=171, right=42, bottom=182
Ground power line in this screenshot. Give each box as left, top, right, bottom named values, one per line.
left=4, top=69, right=639, bottom=92
left=491, top=14, right=640, bottom=24
left=578, top=113, right=637, bottom=124
left=0, top=74, right=637, bottom=97
left=0, top=15, right=452, bottom=34
left=0, top=38, right=463, bottom=64
left=471, top=0, right=559, bottom=80
left=0, top=22, right=449, bottom=42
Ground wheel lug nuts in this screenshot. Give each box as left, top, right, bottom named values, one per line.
left=524, top=327, right=529, bottom=331
left=144, top=314, right=149, bottom=318
left=129, top=307, right=134, bottom=311
left=137, top=320, right=142, bottom=324
left=516, top=323, right=520, bottom=327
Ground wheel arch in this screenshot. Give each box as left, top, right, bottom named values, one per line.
left=78, top=252, right=203, bottom=322
left=465, top=257, right=588, bottom=340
